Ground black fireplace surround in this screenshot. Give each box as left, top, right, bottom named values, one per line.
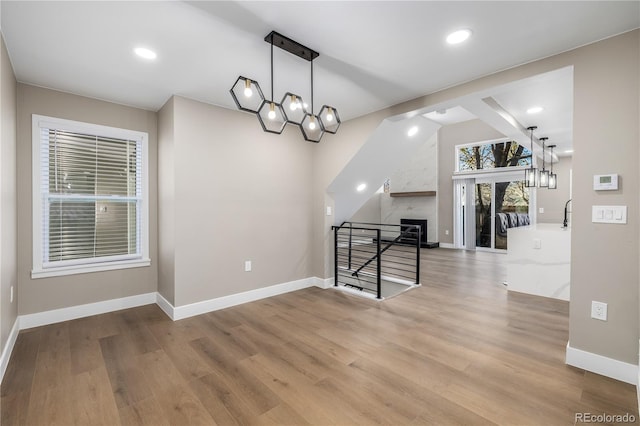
left=400, top=218, right=428, bottom=246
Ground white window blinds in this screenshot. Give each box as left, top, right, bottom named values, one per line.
left=32, top=115, right=149, bottom=277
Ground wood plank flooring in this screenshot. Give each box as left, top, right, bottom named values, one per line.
left=2, top=248, right=638, bottom=425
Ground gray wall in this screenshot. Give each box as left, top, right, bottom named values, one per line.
left=314, top=30, right=639, bottom=365
left=437, top=120, right=504, bottom=244
left=159, top=96, right=315, bottom=307
left=1, top=34, right=17, bottom=355
left=536, top=156, right=572, bottom=224
left=16, top=84, right=158, bottom=314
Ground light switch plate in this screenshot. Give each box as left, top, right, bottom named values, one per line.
left=592, top=205, right=627, bottom=224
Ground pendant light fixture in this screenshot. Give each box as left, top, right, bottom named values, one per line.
left=300, top=58, right=324, bottom=142
left=539, top=137, right=549, bottom=187
left=524, top=126, right=538, bottom=188
left=230, top=31, right=340, bottom=142
left=256, top=35, right=286, bottom=134
left=548, top=144, right=558, bottom=189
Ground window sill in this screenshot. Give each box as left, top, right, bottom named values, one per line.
left=31, top=258, right=151, bottom=279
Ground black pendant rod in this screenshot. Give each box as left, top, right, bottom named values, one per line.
left=270, top=36, right=274, bottom=102
left=527, top=126, right=537, bottom=165
left=310, top=59, right=314, bottom=115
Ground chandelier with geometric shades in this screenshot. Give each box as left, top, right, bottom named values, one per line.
left=230, top=31, right=340, bottom=143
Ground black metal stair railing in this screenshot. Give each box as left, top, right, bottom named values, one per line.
left=332, top=222, right=421, bottom=299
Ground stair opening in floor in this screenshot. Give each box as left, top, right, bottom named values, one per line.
left=332, top=222, right=422, bottom=300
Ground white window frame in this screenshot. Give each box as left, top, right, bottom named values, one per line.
left=32, top=115, right=150, bottom=279
left=454, top=137, right=535, bottom=173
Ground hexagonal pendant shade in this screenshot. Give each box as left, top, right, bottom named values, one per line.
left=319, top=105, right=340, bottom=134
left=300, top=114, right=324, bottom=143
left=257, top=101, right=287, bottom=134
left=281, top=92, right=307, bottom=124
left=230, top=76, right=264, bottom=113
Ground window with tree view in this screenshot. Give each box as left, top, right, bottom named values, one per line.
left=458, top=140, right=532, bottom=171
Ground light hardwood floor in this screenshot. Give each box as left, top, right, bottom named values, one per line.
left=2, top=248, right=638, bottom=425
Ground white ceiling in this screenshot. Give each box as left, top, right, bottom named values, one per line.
left=2, top=1, right=639, bottom=151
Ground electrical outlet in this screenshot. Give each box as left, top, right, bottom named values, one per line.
left=591, top=301, right=607, bottom=321
left=244, top=261, right=252, bottom=272
left=445, top=230, right=449, bottom=235
left=10, top=286, right=14, bottom=303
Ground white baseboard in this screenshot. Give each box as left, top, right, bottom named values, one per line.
left=439, top=243, right=455, bottom=249
left=313, top=276, right=334, bottom=289
left=566, top=341, right=638, bottom=385
left=19, top=292, right=157, bottom=330
left=0, top=318, right=20, bottom=384
left=155, top=292, right=175, bottom=320
left=171, top=277, right=318, bottom=321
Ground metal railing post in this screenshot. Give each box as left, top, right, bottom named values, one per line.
left=416, top=226, right=421, bottom=285
left=348, top=225, right=353, bottom=270
left=334, top=226, right=339, bottom=287
left=376, top=229, right=382, bottom=299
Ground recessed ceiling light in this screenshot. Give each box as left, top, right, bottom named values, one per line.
left=356, top=183, right=367, bottom=192
left=407, top=126, right=419, bottom=137
left=527, top=106, right=544, bottom=114
left=134, top=47, right=157, bottom=60
left=446, top=29, right=472, bottom=45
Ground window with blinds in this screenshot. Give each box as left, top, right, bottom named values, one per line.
left=32, top=115, right=149, bottom=278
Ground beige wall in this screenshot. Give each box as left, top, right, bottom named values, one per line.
left=314, top=30, right=640, bottom=365
left=1, top=34, right=17, bottom=353
left=437, top=120, right=505, bottom=244
left=568, top=31, right=638, bottom=364
left=160, top=96, right=315, bottom=307
left=157, top=97, right=175, bottom=305
left=16, top=84, right=158, bottom=314
left=536, top=156, right=572, bottom=224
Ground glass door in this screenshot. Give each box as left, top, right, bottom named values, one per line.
left=494, top=181, right=530, bottom=250
left=474, top=179, right=530, bottom=251
left=475, top=183, right=492, bottom=249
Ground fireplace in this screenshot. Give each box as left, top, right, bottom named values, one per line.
left=400, top=218, right=428, bottom=246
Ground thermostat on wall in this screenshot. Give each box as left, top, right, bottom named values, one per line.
left=593, top=174, right=618, bottom=191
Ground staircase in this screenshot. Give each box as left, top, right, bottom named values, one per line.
left=332, top=222, right=422, bottom=299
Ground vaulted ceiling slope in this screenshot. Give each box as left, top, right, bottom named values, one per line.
left=2, top=1, right=639, bottom=120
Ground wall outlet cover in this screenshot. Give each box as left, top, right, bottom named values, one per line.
left=591, top=301, right=607, bottom=321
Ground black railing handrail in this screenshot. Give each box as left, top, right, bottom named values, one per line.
left=336, top=221, right=417, bottom=230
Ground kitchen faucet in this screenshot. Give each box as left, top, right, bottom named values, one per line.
left=563, top=199, right=572, bottom=228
